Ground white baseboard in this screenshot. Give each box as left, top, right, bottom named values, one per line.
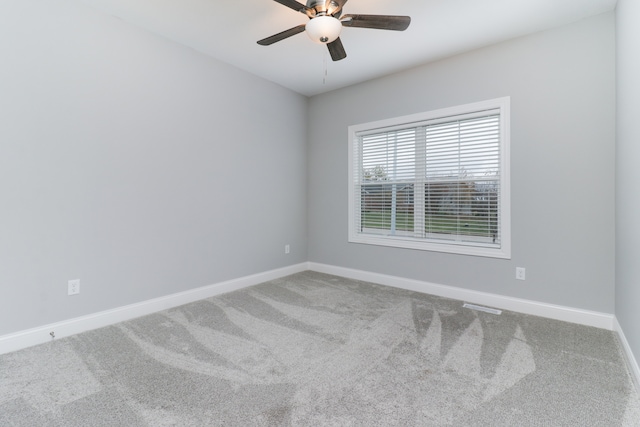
left=0, top=262, right=620, bottom=357
left=0, top=263, right=309, bottom=356
left=614, top=318, right=640, bottom=393
left=308, top=262, right=615, bottom=330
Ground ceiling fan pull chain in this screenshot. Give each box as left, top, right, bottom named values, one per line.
left=323, top=50, right=328, bottom=85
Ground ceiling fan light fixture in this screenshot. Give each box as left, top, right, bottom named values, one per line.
left=305, top=16, right=342, bottom=44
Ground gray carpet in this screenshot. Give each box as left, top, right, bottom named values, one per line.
left=1, top=271, right=639, bottom=426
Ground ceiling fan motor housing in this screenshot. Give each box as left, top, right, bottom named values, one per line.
left=307, top=0, right=342, bottom=17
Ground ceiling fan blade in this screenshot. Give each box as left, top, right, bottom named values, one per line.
left=341, top=14, right=411, bottom=31
left=257, top=24, right=306, bottom=46
left=273, top=0, right=308, bottom=13
left=327, top=37, right=347, bottom=61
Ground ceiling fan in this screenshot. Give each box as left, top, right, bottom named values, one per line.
left=257, top=0, right=411, bottom=61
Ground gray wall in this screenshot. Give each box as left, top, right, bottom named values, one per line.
left=616, top=0, right=640, bottom=368
left=0, top=0, right=308, bottom=335
left=308, top=13, right=616, bottom=313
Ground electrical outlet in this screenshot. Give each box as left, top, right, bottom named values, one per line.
left=285, top=244, right=290, bottom=254
left=515, top=267, right=526, bottom=281
left=68, top=279, right=80, bottom=295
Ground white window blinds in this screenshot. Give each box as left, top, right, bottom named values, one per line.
left=349, top=98, right=510, bottom=258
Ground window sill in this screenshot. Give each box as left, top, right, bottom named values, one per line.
left=348, top=233, right=511, bottom=259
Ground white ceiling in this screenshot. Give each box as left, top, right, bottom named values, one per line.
left=77, top=0, right=617, bottom=96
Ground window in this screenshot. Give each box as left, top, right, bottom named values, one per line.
left=348, top=97, right=510, bottom=258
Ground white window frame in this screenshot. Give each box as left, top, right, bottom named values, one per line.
left=348, top=97, right=511, bottom=259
